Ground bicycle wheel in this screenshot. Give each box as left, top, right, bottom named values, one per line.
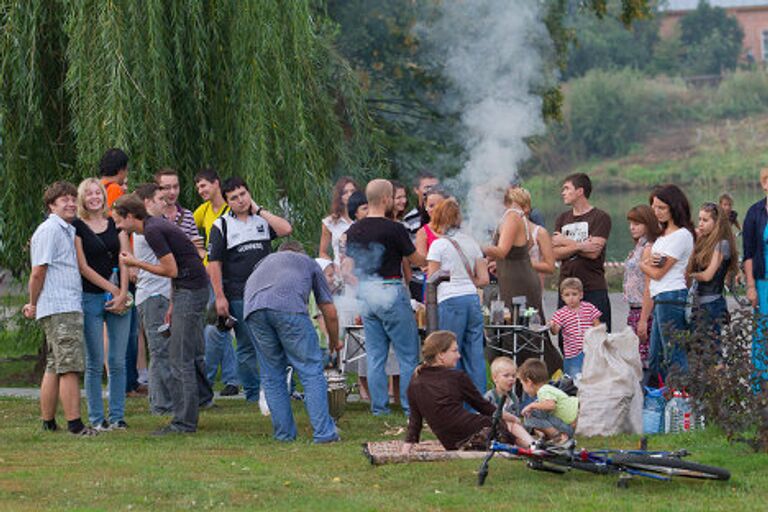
left=611, top=454, right=730, bottom=481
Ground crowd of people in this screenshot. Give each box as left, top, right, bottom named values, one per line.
left=21, top=147, right=768, bottom=449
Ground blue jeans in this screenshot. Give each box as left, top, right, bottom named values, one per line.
left=438, top=294, right=486, bottom=394
left=648, top=289, right=689, bottom=385
left=693, top=296, right=728, bottom=356
left=204, top=325, right=239, bottom=387
left=563, top=352, right=584, bottom=379
left=246, top=309, right=338, bottom=443
left=230, top=299, right=261, bottom=401
left=359, top=282, right=419, bottom=415
left=82, top=292, right=132, bottom=425
left=137, top=295, right=173, bottom=414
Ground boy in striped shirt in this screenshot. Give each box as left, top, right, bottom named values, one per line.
left=549, top=277, right=601, bottom=381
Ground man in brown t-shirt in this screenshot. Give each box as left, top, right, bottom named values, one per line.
left=552, top=173, right=612, bottom=332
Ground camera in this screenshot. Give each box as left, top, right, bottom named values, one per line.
left=216, top=315, right=238, bottom=332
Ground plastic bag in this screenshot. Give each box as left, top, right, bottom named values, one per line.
left=576, top=325, right=644, bottom=437
left=642, top=386, right=667, bottom=434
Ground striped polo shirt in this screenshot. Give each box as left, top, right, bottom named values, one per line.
left=550, top=301, right=601, bottom=359
left=30, top=214, right=83, bottom=319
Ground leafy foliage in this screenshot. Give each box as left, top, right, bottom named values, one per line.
left=0, top=0, right=381, bottom=277
left=666, top=306, right=768, bottom=452
left=564, top=1, right=660, bottom=79
left=679, top=0, right=744, bottom=75
left=566, top=68, right=688, bottom=156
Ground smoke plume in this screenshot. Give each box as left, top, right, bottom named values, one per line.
left=420, top=0, right=550, bottom=241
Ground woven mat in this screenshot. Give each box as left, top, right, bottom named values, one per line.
left=363, top=440, right=513, bottom=466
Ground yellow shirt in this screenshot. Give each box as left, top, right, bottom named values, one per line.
left=193, top=200, right=230, bottom=265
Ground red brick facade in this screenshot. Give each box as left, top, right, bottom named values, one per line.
left=661, top=5, right=768, bottom=61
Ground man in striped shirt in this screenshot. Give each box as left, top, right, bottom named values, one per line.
left=155, top=168, right=203, bottom=256
left=549, top=277, right=601, bottom=382
left=23, top=181, right=96, bottom=436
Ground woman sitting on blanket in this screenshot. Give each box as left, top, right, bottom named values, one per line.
left=402, top=331, right=532, bottom=454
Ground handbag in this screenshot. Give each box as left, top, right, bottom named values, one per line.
left=444, top=236, right=480, bottom=287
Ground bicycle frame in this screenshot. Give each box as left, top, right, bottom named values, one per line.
left=487, top=440, right=679, bottom=481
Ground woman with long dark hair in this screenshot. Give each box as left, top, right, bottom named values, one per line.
left=640, top=184, right=695, bottom=386
left=319, top=177, right=358, bottom=267
left=389, top=180, right=408, bottom=222
left=623, top=205, right=662, bottom=370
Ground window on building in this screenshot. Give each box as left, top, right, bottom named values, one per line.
left=762, top=30, right=768, bottom=61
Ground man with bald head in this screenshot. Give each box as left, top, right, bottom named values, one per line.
left=344, top=179, right=426, bottom=416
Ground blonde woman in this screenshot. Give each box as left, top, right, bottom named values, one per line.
left=73, top=178, right=132, bottom=431
left=513, top=186, right=555, bottom=294
left=483, top=187, right=544, bottom=322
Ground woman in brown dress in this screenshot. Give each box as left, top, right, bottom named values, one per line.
left=483, top=187, right=544, bottom=323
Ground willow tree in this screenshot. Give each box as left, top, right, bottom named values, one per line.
left=0, top=0, right=380, bottom=277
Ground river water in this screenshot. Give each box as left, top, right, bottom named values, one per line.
left=533, top=183, right=763, bottom=262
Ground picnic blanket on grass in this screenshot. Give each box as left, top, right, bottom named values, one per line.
left=363, top=440, right=515, bottom=465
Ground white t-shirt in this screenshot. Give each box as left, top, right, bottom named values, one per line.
left=322, top=215, right=353, bottom=267
left=426, top=232, right=483, bottom=303
left=134, top=233, right=172, bottom=305
left=648, top=228, right=694, bottom=298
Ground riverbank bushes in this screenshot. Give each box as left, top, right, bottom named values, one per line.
left=532, top=68, right=768, bottom=172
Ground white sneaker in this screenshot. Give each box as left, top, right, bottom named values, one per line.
left=258, top=389, right=270, bottom=416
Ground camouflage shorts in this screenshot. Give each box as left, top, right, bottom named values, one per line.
left=40, top=312, right=85, bottom=374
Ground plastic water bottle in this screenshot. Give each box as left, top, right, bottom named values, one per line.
left=664, top=390, right=683, bottom=433
left=679, top=392, right=692, bottom=433
left=104, top=267, right=119, bottom=302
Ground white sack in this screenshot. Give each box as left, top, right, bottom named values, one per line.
left=576, top=325, right=643, bottom=437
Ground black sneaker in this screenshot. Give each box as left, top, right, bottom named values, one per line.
left=93, top=420, right=111, bottom=433
left=109, top=420, right=128, bottom=431
left=220, top=384, right=239, bottom=397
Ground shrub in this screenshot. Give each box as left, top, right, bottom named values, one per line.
left=707, top=71, right=768, bottom=119
left=665, top=306, right=768, bottom=452
left=566, top=69, right=689, bottom=156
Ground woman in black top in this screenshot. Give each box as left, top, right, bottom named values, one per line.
left=402, top=331, right=528, bottom=453
left=73, top=178, right=131, bottom=431
left=688, top=202, right=738, bottom=337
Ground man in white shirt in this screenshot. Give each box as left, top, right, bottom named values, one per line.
left=23, top=181, right=96, bottom=436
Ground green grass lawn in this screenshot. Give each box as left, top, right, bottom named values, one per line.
left=0, top=396, right=764, bottom=511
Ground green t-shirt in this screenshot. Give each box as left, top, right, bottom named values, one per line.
left=537, top=384, right=578, bottom=424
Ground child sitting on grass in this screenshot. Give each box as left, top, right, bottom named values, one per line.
left=484, top=357, right=534, bottom=448
left=518, top=358, right=578, bottom=444
left=549, top=277, right=601, bottom=380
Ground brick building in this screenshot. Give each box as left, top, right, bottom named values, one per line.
left=660, top=0, right=768, bottom=61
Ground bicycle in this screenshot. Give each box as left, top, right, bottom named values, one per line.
left=477, top=396, right=730, bottom=488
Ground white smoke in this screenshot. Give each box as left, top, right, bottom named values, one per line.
left=420, top=0, right=550, bottom=241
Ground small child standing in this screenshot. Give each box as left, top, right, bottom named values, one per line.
left=484, top=357, right=534, bottom=448
left=549, top=277, right=601, bottom=380
left=518, top=358, right=578, bottom=443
